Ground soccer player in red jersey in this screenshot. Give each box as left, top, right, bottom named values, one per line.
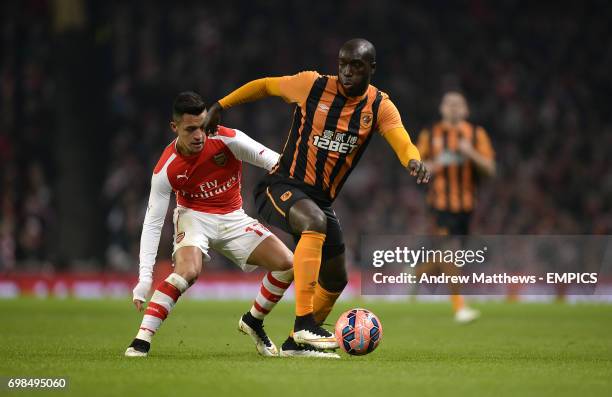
left=203, top=39, right=430, bottom=355
left=125, top=92, right=310, bottom=357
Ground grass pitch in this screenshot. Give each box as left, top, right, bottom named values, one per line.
left=0, top=298, right=610, bottom=397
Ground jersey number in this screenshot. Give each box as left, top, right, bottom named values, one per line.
left=313, top=135, right=358, bottom=154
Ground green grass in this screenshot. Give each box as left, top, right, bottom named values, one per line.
left=0, top=298, right=611, bottom=397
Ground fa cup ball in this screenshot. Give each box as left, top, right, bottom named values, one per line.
left=334, top=308, right=383, bottom=355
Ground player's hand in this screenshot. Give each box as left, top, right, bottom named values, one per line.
left=203, top=101, right=223, bottom=136
left=132, top=278, right=152, bottom=312
left=408, top=159, right=431, bottom=184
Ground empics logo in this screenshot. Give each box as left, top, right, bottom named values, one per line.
left=312, top=130, right=359, bottom=154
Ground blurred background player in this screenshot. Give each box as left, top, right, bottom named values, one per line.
left=416, top=91, right=496, bottom=323
left=203, top=38, right=430, bottom=355
left=126, top=92, right=297, bottom=357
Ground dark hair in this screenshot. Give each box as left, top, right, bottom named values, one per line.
left=172, top=91, right=206, bottom=120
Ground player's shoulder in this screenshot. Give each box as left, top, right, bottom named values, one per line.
left=367, top=83, right=390, bottom=101
left=210, top=125, right=246, bottom=146
left=298, top=70, right=321, bottom=79
left=216, top=125, right=237, bottom=138
left=370, top=86, right=395, bottom=117
left=209, top=126, right=247, bottom=154
left=153, top=140, right=178, bottom=174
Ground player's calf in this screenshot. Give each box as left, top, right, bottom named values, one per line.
left=239, top=269, right=293, bottom=356
left=125, top=273, right=189, bottom=357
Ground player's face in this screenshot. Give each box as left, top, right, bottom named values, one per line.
left=338, top=50, right=375, bottom=97
left=440, top=93, right=469, bottom=124
left=171, top=110, right=208, bottom=155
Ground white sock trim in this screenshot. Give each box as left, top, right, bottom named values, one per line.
left=270, top=268, right=294, bottom=283
left=166, top=273, right=189, bottom=293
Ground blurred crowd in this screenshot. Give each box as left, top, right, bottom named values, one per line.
left=1, top=0, right=611, bottom=271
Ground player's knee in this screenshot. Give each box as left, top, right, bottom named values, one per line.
left=264, top=250, right=293, bottom=272
left=277, top=256, right=293, bottom=271
left=279, top=249, right=294, bottom=271
left=176, top=266, right=201, bottom=284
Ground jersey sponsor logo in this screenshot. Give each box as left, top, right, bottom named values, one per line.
left=184, top=174, right=239, bottom=199
left=280, top=190, right=293, bottom=202
left=312, top=130, right=359, bottom=154
left=175, top=232, right=185, bottom=244
left=213, top=152, right=227, bottom=166
left=318, top=103, right=330, bottom=112
left=360, top=112, right=373, bottom=128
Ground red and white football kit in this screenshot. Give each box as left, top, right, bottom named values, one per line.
left=127, top=126, right=298, bottom=357
left=138, top=126, right=279, bottom=281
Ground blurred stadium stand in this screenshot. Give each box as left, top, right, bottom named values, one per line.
left=1, top=0, right=611, bottom=276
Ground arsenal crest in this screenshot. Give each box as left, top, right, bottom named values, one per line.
left=213, top=151, right=227, bottom=166
left=360, top=112, right=373, bottom=128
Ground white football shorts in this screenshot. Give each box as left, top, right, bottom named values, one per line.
left=172, top=206, right=272, bottom=272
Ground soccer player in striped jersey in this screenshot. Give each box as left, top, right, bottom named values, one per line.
left=416, top=91, right=496, bottom=323
left=203, top=39, right=430, bottom=356
left=125, top=92, right=306, bottom=358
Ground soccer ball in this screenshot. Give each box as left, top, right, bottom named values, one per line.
left=334, top=308, right=383, bottom=355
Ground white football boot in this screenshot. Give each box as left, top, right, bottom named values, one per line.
left=125, top=347, right=148, bottom=357
left=455, top=307, right=481, bottom=324
left=124, top=338, right=150, bottom=357
left=293, top=325, right=339, bottom=350
left=280, top=337, right=340, bottom=359
left=238, top=313, right=278, bottom=357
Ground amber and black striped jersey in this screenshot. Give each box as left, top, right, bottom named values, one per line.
left=218, top=71, right=421, bottom=205
left=239, top=71, right=418, bottom=205
left=417, top=121, right=494, bottom=213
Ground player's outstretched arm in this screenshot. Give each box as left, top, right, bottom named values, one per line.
left=203, top=71, right=318, bottom=134
left=203, top=78, right=283, bottom=134
left=219, top=129, right=280, bottom=171
left=133, top=171, right=172, bottom=311
left=377, top=96, right=430, bottom=184
left=384, top=127, right=430, bottom=184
